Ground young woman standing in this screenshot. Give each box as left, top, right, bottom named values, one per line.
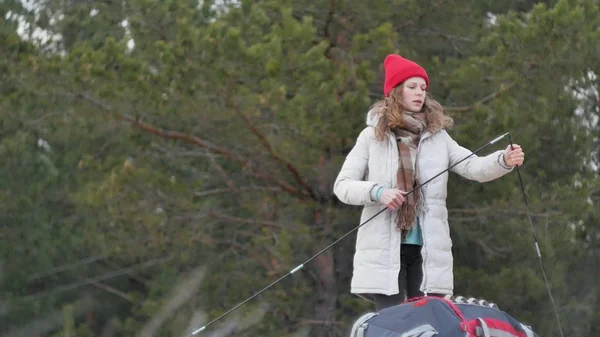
left=334, top=54, right=525, bottom=310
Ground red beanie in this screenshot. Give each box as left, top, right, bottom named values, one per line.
left=383, top=54, right=429, bottom=97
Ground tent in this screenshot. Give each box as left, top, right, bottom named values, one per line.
left=350, top=296, right=539, bottom=337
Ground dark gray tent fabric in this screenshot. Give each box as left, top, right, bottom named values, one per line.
left=351, top=298, right=465, bottom=337
left=350, top=297, right=540, bottom=337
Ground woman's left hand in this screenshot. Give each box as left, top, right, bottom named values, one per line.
left=503, top=144, right=525, bottom=167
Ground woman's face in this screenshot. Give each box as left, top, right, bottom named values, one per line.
left=401, top=77, right=427, bottom=112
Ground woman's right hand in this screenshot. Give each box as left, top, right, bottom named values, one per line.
left=379, top=189, right=406, bottom=210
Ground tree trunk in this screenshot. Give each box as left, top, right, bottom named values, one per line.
left=311, top=150, right=338, bottom=337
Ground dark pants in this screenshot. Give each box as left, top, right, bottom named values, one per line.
left=373, top=244, right=424, bottom=311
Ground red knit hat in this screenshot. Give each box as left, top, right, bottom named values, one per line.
left=383, top=54, right=429, bottom=97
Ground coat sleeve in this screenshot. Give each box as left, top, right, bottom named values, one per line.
left=333, top=127, right=380, bottom=206
left=444, top=130, right=513, bottom=182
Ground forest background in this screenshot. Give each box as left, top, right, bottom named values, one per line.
left=1, top=0, right=599, bottom=336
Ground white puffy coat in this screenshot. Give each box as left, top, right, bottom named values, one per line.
left=333, top=112, right=512, bottom=296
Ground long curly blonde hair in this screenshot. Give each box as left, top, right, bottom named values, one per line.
left=370, top=83, right=454, bottom=141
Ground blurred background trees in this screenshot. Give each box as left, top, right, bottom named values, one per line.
left=1, top=0, right=599, bottom=336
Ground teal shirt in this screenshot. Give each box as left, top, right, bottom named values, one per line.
left=402, top=217, right=423, bottom=245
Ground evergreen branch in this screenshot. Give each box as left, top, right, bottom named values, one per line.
left=149, top=141, right=238, bottom=191
left=225, top=240, right=277, bottom=278
left=293, top=319, right=343, bottom=328
left=205, top=149, right=236, bottom=190
left=323, top=0, right=337, bottom=57
left=419, top=29, right=474, bottom=42
left=82, top=276, right=133, bottom=302
left=194, top=186, right=283, bottom=197
left=449, top=205, right=562, bottom=217
left=475, top=238, right=512, bottom=259
left=209, top=211, right=298, bottom=231
left=103, top=259, right=152, bottom=286
left=68, top=91, right=307, bottom=199
left=27, top=254, right=109, bottom=281
left=230, top=99, right=319, bottom=201
left=396, top=0, right=450, bottom=30
left=323, top=0, right=336, bottom=39
left=446, top=83, right=517, bottom=112
left=24, top=256, right=172, bottom=300
left=445, top=59, right=541, bottom=113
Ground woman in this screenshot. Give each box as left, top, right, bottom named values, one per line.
left=333, top=54, right=525, bottom=311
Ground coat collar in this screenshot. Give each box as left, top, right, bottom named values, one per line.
left=366, top=109, right=434, bottom=143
